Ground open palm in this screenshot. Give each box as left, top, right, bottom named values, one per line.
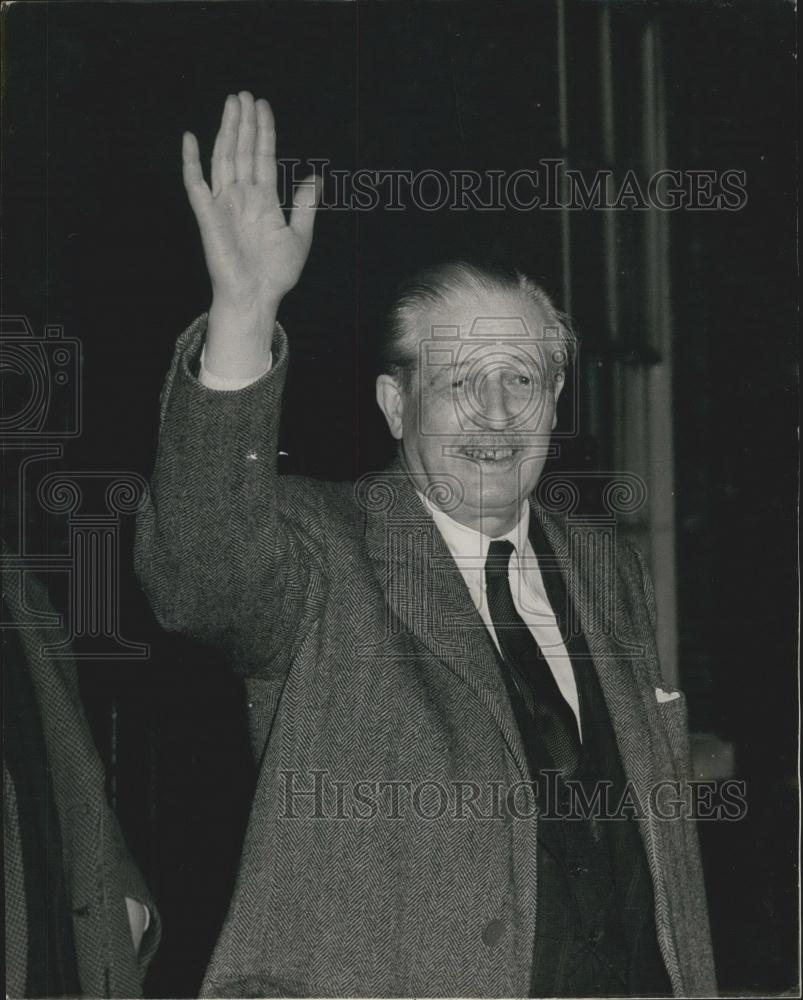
left=182, top=92, right=320, bottom=312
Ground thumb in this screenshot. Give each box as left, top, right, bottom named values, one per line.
left=289, top=174, right=322, bottom=248
left=182, top=131, right=213, bottom=222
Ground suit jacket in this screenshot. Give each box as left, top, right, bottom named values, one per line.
left=2, top=548, right=160, bottom=998
left=135, top=315, right=716, bottom=998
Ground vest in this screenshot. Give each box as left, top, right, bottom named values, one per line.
left=497, top=521, right=673, bottom=998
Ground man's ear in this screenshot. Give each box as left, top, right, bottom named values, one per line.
left=551, top=369, right=566, bottom=431
left=376, top=374, right=405, bottom=440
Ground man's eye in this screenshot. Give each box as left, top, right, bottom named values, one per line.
left=504, top=372, right=534, bottom=390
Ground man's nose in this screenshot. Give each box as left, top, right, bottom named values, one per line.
left=472, top=373, right=516, bottom=428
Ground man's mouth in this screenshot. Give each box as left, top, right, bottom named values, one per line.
left=460, top=446, right=516, bottom=462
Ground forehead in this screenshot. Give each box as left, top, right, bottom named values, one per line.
left=412, top=288, right=551, bottom=344
left=409, top=289, right=559, bottom=378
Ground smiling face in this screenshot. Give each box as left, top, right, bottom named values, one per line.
left=376, top=288, right=567, bottom=537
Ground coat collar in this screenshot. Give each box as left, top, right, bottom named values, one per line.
left=529, top=494, right=658, bottom=800
left=361, top=461, right=658, bottom=803
left=361, top=461, right=531, bottom=779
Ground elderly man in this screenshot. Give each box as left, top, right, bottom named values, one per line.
left=136, top=92, right=715, bottom=997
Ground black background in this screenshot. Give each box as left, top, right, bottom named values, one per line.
left=2, top=1, right=798, bottom=995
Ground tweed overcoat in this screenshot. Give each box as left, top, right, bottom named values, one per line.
left=135, top=315, right=716, bottom=998
left=2, top=547, right=160, bottom=998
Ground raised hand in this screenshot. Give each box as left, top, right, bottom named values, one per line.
left=182, top=91, right=320, bottom=378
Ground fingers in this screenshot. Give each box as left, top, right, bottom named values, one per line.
left=209, top=93, right=278, bottom=195
left=289, top=174, right=322, bottom=250
left=255, top=98, right=277, bottom=190
left=235, top=91, right=257, bottom=184
left=211, top=94, right=240, bottom=195
left=182, top=131, right=212, bottom=218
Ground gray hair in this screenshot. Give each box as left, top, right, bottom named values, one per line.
left=378, top=259, right=577, bottom=391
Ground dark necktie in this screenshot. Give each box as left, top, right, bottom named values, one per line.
left=485, top=539, right=581, bottom=774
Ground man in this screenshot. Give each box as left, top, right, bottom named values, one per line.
left=136, top=92, right=716, bottom=997
left=3, top=543, right=159, bottom=998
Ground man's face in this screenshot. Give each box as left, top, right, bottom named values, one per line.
left=376, top=289, right=566, bottom=536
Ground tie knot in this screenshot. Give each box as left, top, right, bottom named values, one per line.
left=485, top=539, right=515, bottom=580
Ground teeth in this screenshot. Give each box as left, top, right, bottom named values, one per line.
left=463, top=448, right=515, bottom=461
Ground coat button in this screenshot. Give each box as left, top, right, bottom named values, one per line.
left=482, top=918, right=505, bottom=947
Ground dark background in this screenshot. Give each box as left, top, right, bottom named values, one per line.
left=2, top=1, right=797, bottom=995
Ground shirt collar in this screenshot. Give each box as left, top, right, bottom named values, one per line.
left=417, top=490, right=530, bottom=564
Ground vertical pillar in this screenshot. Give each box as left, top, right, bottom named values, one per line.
left=37, top=472, right=150, bottom=660
left=641, top=20, right=679, bottom=686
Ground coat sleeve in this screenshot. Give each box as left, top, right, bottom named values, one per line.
left=135, top=314, right=328, bottom=678
left=107, top=811, right=160, bottom=974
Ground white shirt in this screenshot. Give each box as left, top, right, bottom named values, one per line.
left=199, top=346, right=582, bottom=738
left=421, top=495, right=582, bottom=739
left=199, top=345, right=273, bottom=389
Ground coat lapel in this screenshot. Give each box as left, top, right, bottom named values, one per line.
left=360, top=466, right=665, bottom=800
left=361, top=465, right=531, bottom=781
left=529, top=498, right=657, bottom=799
left=361, top=467, right=663, bottom=800
left=530, top=498, right=684, bottom=987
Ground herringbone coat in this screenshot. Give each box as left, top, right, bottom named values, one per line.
left=136, top=316, right=716, bottom=998
left=2, top=547, right=160, bottom=998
